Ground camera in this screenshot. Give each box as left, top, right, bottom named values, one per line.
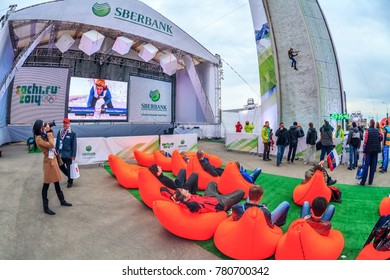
left=44, top=120, right=56, bottom=128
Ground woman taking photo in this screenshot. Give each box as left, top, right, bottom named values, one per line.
left=33, top=120, right=72, bottom=215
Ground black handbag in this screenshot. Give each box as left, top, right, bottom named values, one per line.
left=315, top=141, right=322, bottom=151
left=56, top=154, right=64, bottom=166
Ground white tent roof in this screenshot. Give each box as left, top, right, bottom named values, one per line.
left=6, top=0, right=218, bottom=67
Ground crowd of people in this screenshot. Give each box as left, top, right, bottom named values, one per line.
left=233, top=118, right=389, bottom=186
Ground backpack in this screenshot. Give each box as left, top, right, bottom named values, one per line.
left=364, top=216, right=390, bottom=251
left=350, top=131, right=361, bottom=148
left=328, top=186, right=342, bottom=203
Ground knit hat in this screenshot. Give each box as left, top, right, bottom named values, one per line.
left=352, top=122, right=357, bottom=127
left=293, top=121, right=297, bottom=126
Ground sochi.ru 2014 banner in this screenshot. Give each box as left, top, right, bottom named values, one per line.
left=129, top=76, right=172, bottom=123
left=10, top=67, right=69, bottom=124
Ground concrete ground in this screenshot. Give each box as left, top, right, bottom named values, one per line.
left=0, top=140, right=388, bottom=260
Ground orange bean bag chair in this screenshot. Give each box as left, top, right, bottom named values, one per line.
left=171, top=150, right=188, bottom=176
left=275, top=218, right=344, bottom=260
left=108, top=154, right=120, bottom=175
left=218, top=161, right=253, bottom=198
left=379, top=197, right=390, bottom=216
left=153, top=200, right=227, bottom=240
left=138, top=168, right=170, bottom=208
left=356, top=243, right=390, bottom=260
left=203, top=151, right=222, bottom=168
left=214, top=207, right=283, bottom=259
left=293, top=170, right=332, bottom=206
left=108, top=154, right=145, bottom=189
left=186, top=156, right=219, bottom=190
left=153, top=150, right=172, bottom=172
left=134, top=149, right=156, bottom=167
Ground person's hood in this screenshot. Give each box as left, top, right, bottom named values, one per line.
left=351, top=127, right=359, bottom=132
left=289, top=126, right=297, bottom=130
left=309, top=127, right=316, bottom=132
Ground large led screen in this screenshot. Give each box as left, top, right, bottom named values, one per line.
left=68, top=77, right=128, bottom=121
left=10, top=67, right=69, bottom=124
left=129, top=76, right=172, bottom=123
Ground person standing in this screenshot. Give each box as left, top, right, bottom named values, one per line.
left=275, top=122, right=289, bottom=167
left=235, top=121, right=243, bottom=133
left=347, top=122, right=361, bottom=170
left=319, top=120, right=334, bottom=162
left=380, top=121, right=390, bottom=173
left=244, top=121, right=254, bottom=133
left=261, top=121, right=271, bottom=161
left=33, top=120, right=72, bottom=215
left=287, top=122, right=300, bottom=164
left=56, top=118, right=77, bottom=188
left=335, top=124, right=344, bottom=139
left=359, top=119, right=383, bottom=186
left=304, top=122, right=317, bottom=165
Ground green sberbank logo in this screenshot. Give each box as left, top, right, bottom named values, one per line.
left=149, top=90, right=160, bottom=102
left=92, top=2, right=111, bottom=17
left=180, top=140, right=185, bottom=144
left=86, top=145, right=92, bottom=152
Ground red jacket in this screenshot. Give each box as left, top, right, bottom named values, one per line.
left=182, top=194, right=224, bottom=213
left=235, top=123, right=243, bottom=132
left=306, top=216, right=331, bottom=236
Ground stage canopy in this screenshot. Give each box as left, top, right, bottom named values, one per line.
left=0, top=0, right=222, bottom=144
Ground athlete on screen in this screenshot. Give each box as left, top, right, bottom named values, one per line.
left=87, top=79, right=114, bottom=109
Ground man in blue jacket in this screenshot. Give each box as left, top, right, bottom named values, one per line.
left=56, top=118, right=77, bottom=188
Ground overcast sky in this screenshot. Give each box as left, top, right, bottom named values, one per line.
left=1, top=0, right=389, bottom=120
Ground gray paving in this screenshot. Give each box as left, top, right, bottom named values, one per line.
left=0, top=140, right=388, bottom=260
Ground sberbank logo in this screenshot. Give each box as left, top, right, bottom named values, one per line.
left=180, top=140, right=185, bottom=144
left=86, top=145, right=92, bottom=152
left=92, top=2, right=111, bottom=17
left=149, top=90, right=160, bottom=102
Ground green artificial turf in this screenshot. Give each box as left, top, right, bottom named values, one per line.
left=104, top=163, right=390, bottom=260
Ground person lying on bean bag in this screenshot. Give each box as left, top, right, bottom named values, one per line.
left=235, top=162, right=262, bottom=184
left=232, top=185, right=290, bottom=227
left=164, top=181, right=244, bottom=213
left=197, top=150, right=224, bottom=177
left=148, top=164, right=198, bottom=194
left=301, top=196, right=335, bottom=236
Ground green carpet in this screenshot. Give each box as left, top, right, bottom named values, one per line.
left=104, top=164, right=390, bottom=260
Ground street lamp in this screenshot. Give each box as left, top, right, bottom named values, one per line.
left=382, top=102, right=389, bottom=125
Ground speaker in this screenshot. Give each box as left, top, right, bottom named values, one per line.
left=112, top=36, right=133, bottom=55
left=138, top=43, right=158, bottom=62
left=159, top=53, right=177, bottom=76
left=55, top=34, right=75, bottom=53
left=78, top=30, right=105, bottom=56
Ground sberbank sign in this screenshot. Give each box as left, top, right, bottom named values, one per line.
left=92, top=3, right=173, bottom=36
left=114, top=8, right=173, bottom=36
left=16, top=84, right=59, bottom=106
left=141, top=103, right=167, bottom=111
